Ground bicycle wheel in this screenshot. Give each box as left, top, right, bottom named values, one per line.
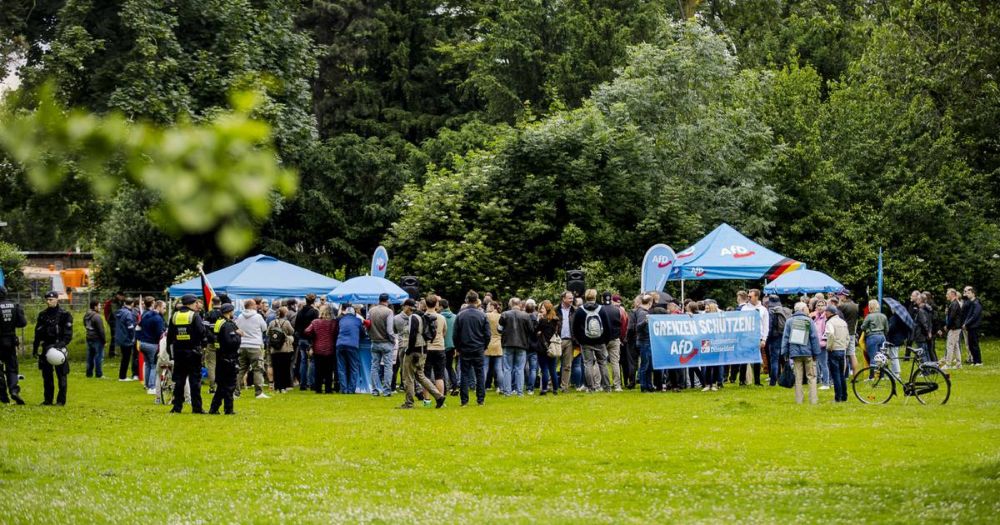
left=852, top=367, right=894, bottom=404
left=159, top=370, right=174, bottom=406
left=912, top=365, right=951, bottom=405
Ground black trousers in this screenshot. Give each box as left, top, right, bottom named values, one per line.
left=314, top=354, right=335, bottom=393
left=172, top=349, right=203, bottom=412
left=210, top=356, right=238, bottom=413
left=271, top=352, right=293, bottom=391
left=39, top=354, right=68, bottom=405
left=459, top=351, right=486, bottom=405
left=622, top=341, right=638, bottom=388
left=119, top=344, right=139, bottom=380
left=0, top=342, right=20, bottom=399
left=967, top=328, right=982, bottom=364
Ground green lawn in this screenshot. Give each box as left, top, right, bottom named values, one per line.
left=1, top=339, right=998, bottom=523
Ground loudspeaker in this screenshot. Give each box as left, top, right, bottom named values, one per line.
left=400, top=276, right=420, bottom=300
left=566, top=270, right=585, bottom=298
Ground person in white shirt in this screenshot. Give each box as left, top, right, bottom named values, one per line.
left=740, top=289, right=769, bottom=386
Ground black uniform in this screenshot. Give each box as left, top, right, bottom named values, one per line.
left=167, top=306, right=206, bottom=413
left=209, top=316, right=241, bottom=414
left=33, top=305, right=73, bottom=405
left=0, top=297, right=28, bottom=403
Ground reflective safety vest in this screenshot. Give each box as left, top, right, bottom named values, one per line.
left=214, top=318, right=226, bottom=334
left=173, top=311, right=194, bottom=340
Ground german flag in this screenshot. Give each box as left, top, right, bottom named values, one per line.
left=765, top=258, right=804, bottom=281
left=199, top=265, right=216, bottom=309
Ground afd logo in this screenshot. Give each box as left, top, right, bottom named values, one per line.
left=721, top=245, right=756, bottom=259
left=652, top=255, right=673, bottom=268
left=693, top=267, right=706, bottom=277
left=677, top=247, right=695, bottom=259
left=376, top=257, right=386, bottom=271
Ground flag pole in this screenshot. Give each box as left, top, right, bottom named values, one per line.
left=877, top=247, right=883, bottom=306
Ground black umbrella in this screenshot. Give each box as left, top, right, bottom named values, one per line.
left=883, top=297, right=915, bottom=330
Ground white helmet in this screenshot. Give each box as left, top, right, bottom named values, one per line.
left=46, top=347, right=67, bottom=366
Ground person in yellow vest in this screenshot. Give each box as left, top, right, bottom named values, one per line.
left=209, top=304, right=242, bottom=415
left=167, top=294, right=206, bottom=413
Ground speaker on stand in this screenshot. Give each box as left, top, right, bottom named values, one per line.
left=400, top=276, right=421, bottom=301
left=566, top=270, right=585, bottom=298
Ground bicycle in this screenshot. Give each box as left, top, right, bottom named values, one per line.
left=851, top=344, right=951, bottom=405
left=157, top=365, right=174, bottom=406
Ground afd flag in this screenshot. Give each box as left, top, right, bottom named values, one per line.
left=649, top=311, right=762, bottom=369
left=371, top=246, right=389, bottom=278
left=640, top=244, right=676, bottom=293
left=0, top=267, right=4, bottom=287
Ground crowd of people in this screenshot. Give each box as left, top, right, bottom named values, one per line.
left=0, top=281, right=986, bottom=410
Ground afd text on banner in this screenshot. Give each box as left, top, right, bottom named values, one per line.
left=649, top=311, right=762, bottom=369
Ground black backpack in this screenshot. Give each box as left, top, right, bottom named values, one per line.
left=769, top=309, right=788, bottom=339
left=267, top=324, right=287, bottom=350
left=421, top=312, right=438, bottom=344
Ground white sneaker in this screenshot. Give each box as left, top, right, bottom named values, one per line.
left=131, top=376, right=139, bottom=381
left=819, top=385, right=830, bottom=390
left=118, top=378, right=129, bottom=382
left=256, top=393, right=270, bottom=399
left=710, top=385, right=718, bottom=391
left=147, top=388, right=156, bottom=395
left=701, top=386, right=711, bottom=392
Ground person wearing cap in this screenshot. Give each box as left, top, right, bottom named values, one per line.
left=367, top=293, right=396, bottom=397
left=823, top=305, right=850, bottom=402
left=0, top=285, right=28, bottom=404
left=397, top=298, right=445, bottom=409
left=33, top=291, right=73, bottom=405
left=167, top=294, right=207, bottom=413
left=765, top=295, right=789, bottom=386
left=209, top=303, right=242, bottom=414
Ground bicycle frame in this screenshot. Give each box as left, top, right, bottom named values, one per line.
left=871, top=345, right=938, bottom=398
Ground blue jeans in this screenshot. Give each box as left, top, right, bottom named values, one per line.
left=864, top=333, right=885, bottom=377
left=297, top=340, right=315, bottom=389
left=525, top=352, right=539, bottom=393
left=828, top=350, right=847, bottom=401
left=483, top=355, right=505, bottom=390
left=539, top=353, right=559, bottom=392
left=816, top=347, right=830, bottom=385
left=139, top=341, right=158, bottom=389
left=86, top=340, right=104, bottom=378
left=502, top=347, right=527, bottom=395
left=336, top=345, right=361, bottom=393
left=370, top=342, right=395, bottom=395
left=767, top=338, right=783, bottom=386
left=638, top=340, right=653, bottom=391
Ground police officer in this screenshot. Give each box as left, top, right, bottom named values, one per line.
left=0, top=285, right=28, bottom=404
left=33, top=291, right=73, bottom=405
left=202, top=295, right=224, bottom=394
left=209, top=303, right=242, bottom=415
left=167, top=294, right=206, bottom=413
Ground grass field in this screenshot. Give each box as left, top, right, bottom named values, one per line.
left=1, top=337, right=998, bottom=524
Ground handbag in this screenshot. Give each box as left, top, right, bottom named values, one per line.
left=547, top=335, right=563, bottom=358
left=778, top=358, right=796, bottom=388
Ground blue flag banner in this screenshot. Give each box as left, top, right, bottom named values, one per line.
left=371, top=245, right=388, bottom=278
left=640, top=244, right=676, bottom=293
left=0, top=267, right=5, bottom=287
left=649, top=311, right=762, bottom=369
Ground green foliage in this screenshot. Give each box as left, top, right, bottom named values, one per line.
left=0, top=87, right=297, bottom=256
left=92, top=185, right=200, bottom=292
left=0, top=241, right=28, bottom=292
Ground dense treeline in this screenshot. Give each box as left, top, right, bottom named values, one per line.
left=1, top=1, right=998, bottom=327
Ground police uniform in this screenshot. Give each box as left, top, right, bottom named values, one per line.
left=209, top=304, right=241, bottom=414
left=0, top=286, right=28, bottom=404
left=202, top=305, right=222, bottom=393
left=33, top=292, right=73, bottom=405
left=167, top=295, right=206, bottom=413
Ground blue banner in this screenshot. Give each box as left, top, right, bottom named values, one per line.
left=371, top=246, right=388, bottom=278
left=649, top=311, right=762, bottom=369
left=640, top=244, right=676, bottom=293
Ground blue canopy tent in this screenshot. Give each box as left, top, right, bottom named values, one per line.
left=168, top=255, right=343, bottom=306
left=669, top=223, right=805, bottom=299
left=326, top=276, right=409, bottom=305
left=763, top=269, right=845, bottom=295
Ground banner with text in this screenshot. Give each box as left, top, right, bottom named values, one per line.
left=649, top=311, right=762, bottom=369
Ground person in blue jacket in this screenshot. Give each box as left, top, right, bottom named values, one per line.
left=115, top=298, right=138, bottom=381
left=781, top=302, right=822, bottom=405
left=336, top=305, right=364, bottom=393
left=137, top=300, right=166, bottom=393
